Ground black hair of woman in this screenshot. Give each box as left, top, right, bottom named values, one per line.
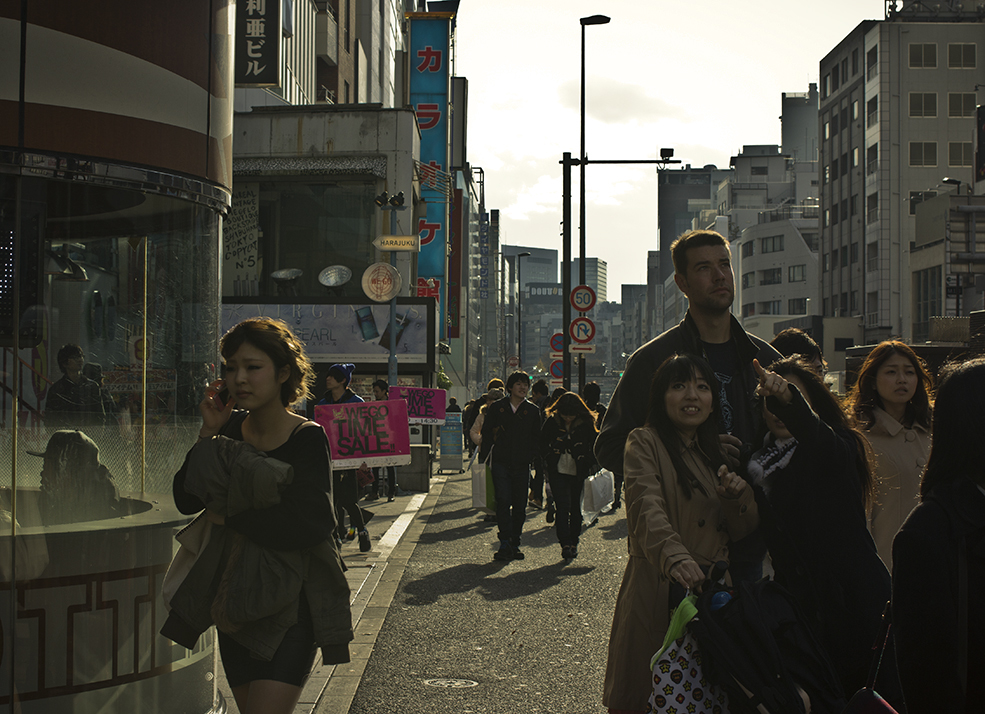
left=645, top=353, right=726, bottom=499
left=767, top=356, right=876, bottom=508
left=582, top=381, right=602, bottom=407
left=920, top=357, right=985, bottom=498
left=546, top=392, right=598, bottom=432
left=845, top=340, right=933, bottom=430
left=372, top=379, right=389, bottom=395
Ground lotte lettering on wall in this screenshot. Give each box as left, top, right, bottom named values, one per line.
left=389, top=386, right=446, bottom=424
left=315, top=399, right=412, bottom=469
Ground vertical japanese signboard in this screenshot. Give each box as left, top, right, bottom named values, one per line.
left=235, top=0, right=281, bottom=87
left=478, top=211, right=490, bottom=301
left=408, top=12, right=453, bottom=339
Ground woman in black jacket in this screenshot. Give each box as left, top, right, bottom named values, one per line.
left=750, top=356, right=902, bottom=706
left=541, top=392, right=598, bottom=560
left=893, top=358, right=985, bottom=714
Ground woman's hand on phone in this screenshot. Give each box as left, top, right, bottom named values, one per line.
left=715, top=464, right=747, bottom=500
left=199, top=379, right=235, bottom=438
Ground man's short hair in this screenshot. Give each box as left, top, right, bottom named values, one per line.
left=505, top=371, right=530, bottom=391
left=531, top=379, right=549, bottom=397
left=56, top=344, right=84, bottom=374
left=670, top=230, right=729, bottom=275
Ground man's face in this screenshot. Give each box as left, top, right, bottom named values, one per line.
left=674, top=245, right=734, bottom=314
left=509, top=379, right=529, bottom=400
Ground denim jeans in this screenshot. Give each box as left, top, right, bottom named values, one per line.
left=491, top=462, right=530, bottom=545
left=550, top=473, right=585, bottom=547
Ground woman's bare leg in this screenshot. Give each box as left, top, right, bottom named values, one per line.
left=236, top=679, right=304, bottom=714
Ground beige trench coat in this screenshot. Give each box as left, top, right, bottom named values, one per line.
left=603, top=427, right=759, bottom=712
left=865, top=407, right=929, bottom=569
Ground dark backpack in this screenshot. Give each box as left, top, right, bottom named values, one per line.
left=688, top=578, right=847, bottom=714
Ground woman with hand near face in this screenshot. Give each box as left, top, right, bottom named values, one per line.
left=603, top=354, right=758, bottom=714
left=750, top=356, right=901, bottom=705
left=846, top=341, right=933, bottom=569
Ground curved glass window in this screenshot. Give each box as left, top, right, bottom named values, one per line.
left=1, top=170, right=223, bottom=713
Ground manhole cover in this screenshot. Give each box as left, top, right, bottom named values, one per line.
left=424, top=678, right=478, bottom=688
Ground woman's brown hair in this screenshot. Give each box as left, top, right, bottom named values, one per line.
left=845, top=341, right=933, bottom=430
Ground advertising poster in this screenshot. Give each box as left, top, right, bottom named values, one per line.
left=315, top=398, right=412, bottom=469
left=222, top=302, right=433, bottom=364
left=389, top=386, right=446, bottom=424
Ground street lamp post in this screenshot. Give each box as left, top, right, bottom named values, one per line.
left=579, top=14, right=609, bottom=393
left=374, top=191, right=407, bottom=388
left=517, top=251, right=531, bottom=370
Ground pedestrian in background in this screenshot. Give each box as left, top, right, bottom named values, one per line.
left=846, top=340, right=933, bottom=569
left=892, top=358, right=985, bottom=713
left=541, top=392, right=598, bottom=560
left=367, top=379, right=398, bottom=503
left=468, top=388, right=505, bottom=450
left=604, top=353, right=755, bottom=713
left=528, top=380, right=551, bottom=510
left=317, top=363, right=372, bottom=553
left=480, top=372, right=541, bottom=562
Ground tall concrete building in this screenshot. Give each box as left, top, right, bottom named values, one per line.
left=819, top=0, right=985, bottom=341
left=503, top=246, right=557, bottom=288
left=782, top=83, right=820, bottom=162
left=570, top=257, right=608, bottom=303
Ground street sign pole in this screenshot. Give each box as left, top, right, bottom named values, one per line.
left=561, top=153, right=574, bottom=391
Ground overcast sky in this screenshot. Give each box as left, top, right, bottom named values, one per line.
left=454, top=0, right=886, bottom=297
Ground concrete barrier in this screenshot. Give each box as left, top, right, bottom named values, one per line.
left=398, top=444, right=431, bottom=492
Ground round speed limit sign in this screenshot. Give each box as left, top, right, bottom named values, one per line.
left=570, top=285, right=597, bottom=313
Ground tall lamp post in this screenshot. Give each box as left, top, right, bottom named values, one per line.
left=579, top=14, right=610, bottom=391
left=374, top=191, right=407, bottom=388
left=517, top=251, right=531, bottom=369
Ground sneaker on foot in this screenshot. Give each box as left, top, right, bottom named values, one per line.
left=561, top=546, right=571, bottom=559
left=511, top=546, right=524, bottom=560
left=493, top=542, right=512, bottom=561
left=569, top=546, right=578, bottom=559
left=358, top=529, right=371, bottom=552
left=345, top=527, right=356, bottom=541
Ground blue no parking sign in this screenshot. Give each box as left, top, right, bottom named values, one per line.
left=550, top=360, right=564, bottom=378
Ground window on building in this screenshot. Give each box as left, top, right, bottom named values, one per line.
left=867, top=143, right=878, bottom=174
left=949, top=141, right=974, bottom=167
left=741, top=241, right=754, bottom=258
left=909, top=43, right=937, bottom=68
left=867, top=46, right=879, bottom=80
left=867, top=193, right=879, bottom=224
left=824, top=165, right=830, bottom=184
left=841, top=292, right=849, bottom=314
left=909, top=92, right=937, bottom=118
left=851, top=242, right=859, bottom=263
left=762, top=235, right=784, bottom=253
left=831, top=157, right=839, bottom=178
left=841, top=153, right=849, bottom=176
left=788, top=297, right=808, bottom=315
left=742, top=303, right=755, bottom=318
left=841, top=245, right=849, bottom=267
left=948, top=92, right=977, bottom=118
left=802, top=232, right=818, bottom=251
left=751, top=166, right=768, bottom=176
left=852, top=147, right=859, bottom=168
left=851, top=291, right=859, bottom=313
left=841, top=199, right=849, bottom=222
left=851, top=194, right=859, bottom=216
left=788, top=264, right=807, bottom=282
left=823, top=297, right=830, bottom=315
left=741, top=272, right=754, bottom=289
left=831, top=113, right=839, bottom=135
left=852, top=48, right=859, bottom=75
left=852, top=99, right=859, bottom=120
left=840, top=108, right=849, bottom=131
left=909, top=190, right=937, bottom=215
left=824, top=208, right=830, bottom=227
left=913, top=265, right=942, bottom=341
left=948, top=43, right=976, bottom=69
left=832, top=248, right=839, bottom=267
left=867, top=96, right=878, bottom=128
left=760, top=268, right=782, bottom=286
left=759, top=300, right=782, bottom=315
left=824, top=120, right=830, bottom=141
left=831, top=203, right=839, bottom=224
left=909, top=141, right=937, bottom=167
left=823, top=252, right=830, bottom=272
left=841, top=58, right=849, bottom=83
left=822, top=74, right=830, bottom=98
left=832, top=67, right=840, bottom=91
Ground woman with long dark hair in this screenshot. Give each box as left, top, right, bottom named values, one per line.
left=604, top=354, right=757, bottom=714
left=846, top=340, right=933, bottom=568
left=893, top=358, right=985, bottom=713
left=541, top=392, right=598, bottom=560
left=751, top=356, right=900, bottom=703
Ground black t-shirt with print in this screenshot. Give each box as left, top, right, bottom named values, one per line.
left=701, top=339, right=752, bottom=446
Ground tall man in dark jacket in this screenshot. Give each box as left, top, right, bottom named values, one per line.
left=595, top=229, right=781, bottom=582
left=480, top=371, right=541, bottom=562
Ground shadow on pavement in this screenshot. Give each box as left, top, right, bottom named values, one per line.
left=401, top=561, right=595, bottom=606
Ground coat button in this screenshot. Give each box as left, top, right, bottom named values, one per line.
left=698, top=518, right=706, bottom=527
left=740, top=505, right=747, bottom=514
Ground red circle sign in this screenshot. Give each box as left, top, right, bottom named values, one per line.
left=508, top=355, right=519, bottom=368
left=570, top=285, right=597, bottom=313
left=569, top=317, right=596, bottom=344
left=550, top=360, right=564, bottom=378
left=550, top=332, right=564, bottom=352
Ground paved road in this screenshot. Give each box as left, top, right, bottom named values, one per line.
left=315, top=467, right=629, bottom=714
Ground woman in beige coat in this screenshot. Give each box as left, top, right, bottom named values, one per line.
left=603, top=354, right=759, bottom=714
left=846, top=341, right=933, bottom=568
left=468, top=388, right=504, bottom=448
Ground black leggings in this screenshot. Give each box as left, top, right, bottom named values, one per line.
left=334, top=470, right=365, bottom=533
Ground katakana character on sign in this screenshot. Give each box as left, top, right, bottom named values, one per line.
left=417, top=218, right=440, bottom=245
left=245, top=60, right=267, bottom=76
left=416, top=103, right=441, bottom=131
left=416, top=46, right=442, bottom=72
left=247, top=40, right=264, bottom=58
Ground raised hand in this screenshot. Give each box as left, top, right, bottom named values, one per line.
left=198, top=379, right=236, bottom=438
left=753, top=359, right=792, bottom=405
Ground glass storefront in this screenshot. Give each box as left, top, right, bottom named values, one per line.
left=0, top=164, right=225, bottom=713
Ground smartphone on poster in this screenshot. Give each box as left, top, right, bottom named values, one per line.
left=378, top=313, right=410, bottom=351
left=355, top=306, right=380, bottom=341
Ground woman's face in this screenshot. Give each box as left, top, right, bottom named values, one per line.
left=664, top=375, right=713, bottom=439
left=224, top=342, right=287, bottom=412
left=763, top=374, right=810, bottom=440
left=560, top=413, right=576, bottom=427
left=875, top=353, right=918, bottom=408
